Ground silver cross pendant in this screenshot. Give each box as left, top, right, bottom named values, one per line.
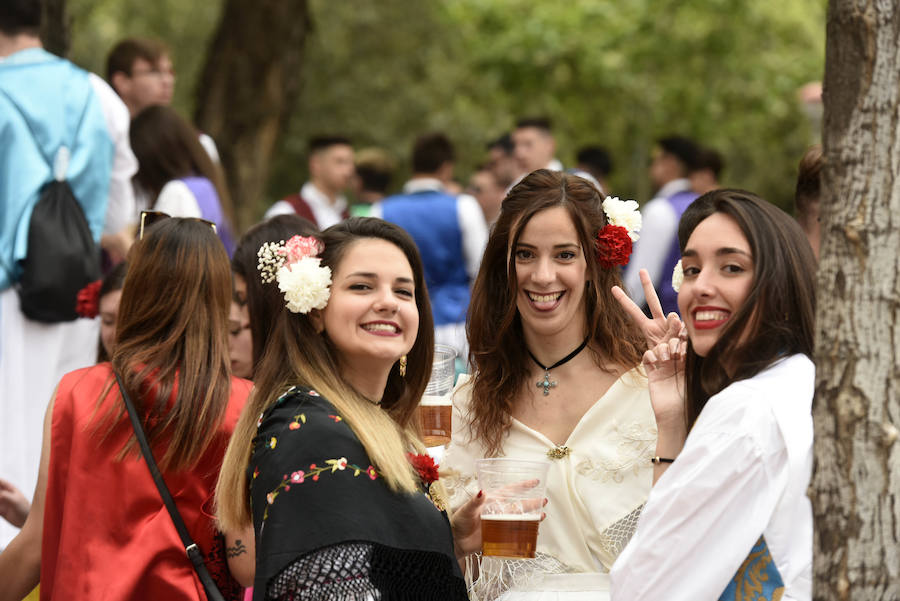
left=536, top=370, right=557, bottom=396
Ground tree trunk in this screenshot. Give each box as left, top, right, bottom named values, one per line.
left=40, top=0, right=69, bottom=57
left=812, top=1, right=900, bottom=599
left=193, top=0, right=311, bottom=233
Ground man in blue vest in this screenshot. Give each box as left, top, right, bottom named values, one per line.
left=372, top=133, right=488, bottom=359
left=0, top=0, right=136, bottom=548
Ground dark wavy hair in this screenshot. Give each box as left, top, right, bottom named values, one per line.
left=677, top=189, right=817, bottom=427
left=467, top=169, right=646, bottom=456
left=231, top=214, right=319, bottom=375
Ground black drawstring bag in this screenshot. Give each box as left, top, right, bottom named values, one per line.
left=18, top=173, right=101, bottom=322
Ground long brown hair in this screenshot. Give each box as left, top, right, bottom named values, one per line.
left=217, top=218, right=435, bottom=531
left=105, top=218, right=233, bottom=471
left=467, top=169, right=645, bottom=456
left=677, top=189, right=817, bottom=427
left=130, top=105, right=234, bottom=225
left=231, top=214, right=319, bottom=374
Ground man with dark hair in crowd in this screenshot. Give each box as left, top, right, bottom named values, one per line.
left=107, top=37, right=219, bottom=164
left=486, top=133, right=519, bottom=189
left=624, top=135, right=700, bottom=313
left=512, top=116, right=562, bottom=177
left=350, top=147, right=395, bottom=214
left=106, top=38, right=174, bottom=117
left=575, top=145, right=614, bottom=194
left=794, top=145, right=822, bottom=260
left=690, top=147, right=725, bottom=195
left=264, top=135, right=355, bottom=228
left=0, top=0, right=136, bottom=548
left=467, top=163, right=506, bottom=226
left=372, top=132, right=487, bottom=357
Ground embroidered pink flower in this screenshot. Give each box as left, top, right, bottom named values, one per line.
left=253, top=467, right=259, bottom=479
left=367, top=466, right=378, bottom=480
left=289, top=422, right=301, bottom=430
left=75, top=280, right=102, bottom=318
left=266, top=493, right=275, bottom=505
left=336, top=457, right=348, bottom=470
left=291, top=470, right=305, bottom=483
left=328, top=415, right=342, bottom=422
left=283, top=235, right=324, bottom=263
left=308, top=390, right=320, bottom=397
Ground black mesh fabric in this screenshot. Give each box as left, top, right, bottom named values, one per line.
left=266, top=541, right=468, bottom=601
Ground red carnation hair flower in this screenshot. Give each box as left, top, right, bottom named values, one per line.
left=407, top=452, right=440, bottom=485
left=75, top=280, right=102, bottom=318
left=595, top=225, right=633, bottom=269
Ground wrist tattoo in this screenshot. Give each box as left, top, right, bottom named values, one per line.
left=227, top=539, right=248, bottom=558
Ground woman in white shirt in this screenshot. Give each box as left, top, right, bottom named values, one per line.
left=130, top=105, right=236, bottom=254
left=610, top=189, right=817, bottom=601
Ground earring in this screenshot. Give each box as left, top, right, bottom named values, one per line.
left=399, top=355, right=407, bottom=377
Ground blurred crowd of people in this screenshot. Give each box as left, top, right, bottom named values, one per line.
left=1, top=2, right=824, bottom=601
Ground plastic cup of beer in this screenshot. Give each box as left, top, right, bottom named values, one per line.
left=420, top=344, right=457, bottom=447
left=476, top=458, right=550, bottom=559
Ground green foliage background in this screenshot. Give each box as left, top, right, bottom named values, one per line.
left=67, top=0, right=825, bottom=221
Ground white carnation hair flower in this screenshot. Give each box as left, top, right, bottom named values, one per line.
left=672, top=259, right=684, bottom=293
left=258, top=235, right=332, bottom=314
left=277, top=257, right=332, bottom=314
left=601, top=196, right=642, bottom=242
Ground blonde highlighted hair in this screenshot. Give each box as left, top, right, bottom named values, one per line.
left=216, top=218, right=435, bottom=531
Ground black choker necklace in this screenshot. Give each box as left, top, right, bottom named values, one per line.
left=527, top=337, right=591, bottom=396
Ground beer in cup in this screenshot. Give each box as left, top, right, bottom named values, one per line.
left=476, top=458, right=550, bottom=559
left=420, top=344, right=456, bottom=447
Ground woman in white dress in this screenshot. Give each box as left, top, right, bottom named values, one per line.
left=443, top=169, right=679, bottom=600
left=610, top=189, right=817, bottom=601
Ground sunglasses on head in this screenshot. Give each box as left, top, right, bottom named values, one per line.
left=138, top=210, right=217, bottom=240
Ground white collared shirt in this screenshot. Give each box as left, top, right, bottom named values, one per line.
left=610, top=354, right=814, bottom=601
left=263, top=181, right=348, bottom=228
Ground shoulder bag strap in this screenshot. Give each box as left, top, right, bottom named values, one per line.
left=113, top=371, right=226, bottom=601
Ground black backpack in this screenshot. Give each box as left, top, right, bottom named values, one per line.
left=1, top=90, right=102, bottom=323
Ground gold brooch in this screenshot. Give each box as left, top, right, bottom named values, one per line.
left=426, top=482, right=447, bottom=512
left=547, top=446, right=571, bottom=460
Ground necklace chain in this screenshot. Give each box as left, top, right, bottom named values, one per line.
left=527, top=336, right=590, bottom=396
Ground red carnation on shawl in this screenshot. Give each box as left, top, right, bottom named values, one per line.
left=595, top=225, right=633, bottom=269
left=75, top=280, right=102, bottom=318
left=407, top=452, right=440, bottom=485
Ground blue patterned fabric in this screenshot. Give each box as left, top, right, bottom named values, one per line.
left=719, top=536, right=785, bottom=601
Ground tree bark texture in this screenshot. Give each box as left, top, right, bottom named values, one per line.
left=194, top=0, right=310, bottom=232
left=812, top=1, right=900, bottom=599
left=40, top=0, right=69, bottom=57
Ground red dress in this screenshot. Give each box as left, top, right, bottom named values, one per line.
left=40, top=363, right=251, bottom=600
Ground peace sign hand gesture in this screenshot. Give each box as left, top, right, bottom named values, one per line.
left=612, top=268, right=683, bottom=350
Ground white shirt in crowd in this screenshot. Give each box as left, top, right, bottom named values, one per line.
left=87, top=72, right=138, bottom=236
left=610, top=354, right=814, bottom=601
left=263, top=181, right=348, bottom=228
left=622, top=177, right=693, bottom=308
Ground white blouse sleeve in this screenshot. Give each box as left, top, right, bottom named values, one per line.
left=153, top=180, right=202, bottom=218
left=610, top=399, right=789, bottom=601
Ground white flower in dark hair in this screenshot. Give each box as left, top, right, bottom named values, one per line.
left=602, top=196, right=642, bottom=241
left=671, top=259, right=684, bottom=293
left=278, top=257, right=332, bottom=314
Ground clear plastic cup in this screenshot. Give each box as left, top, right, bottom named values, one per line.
left=420, top=344, right=456, bottom=446
left=476, top=458, right=550, bottom=558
